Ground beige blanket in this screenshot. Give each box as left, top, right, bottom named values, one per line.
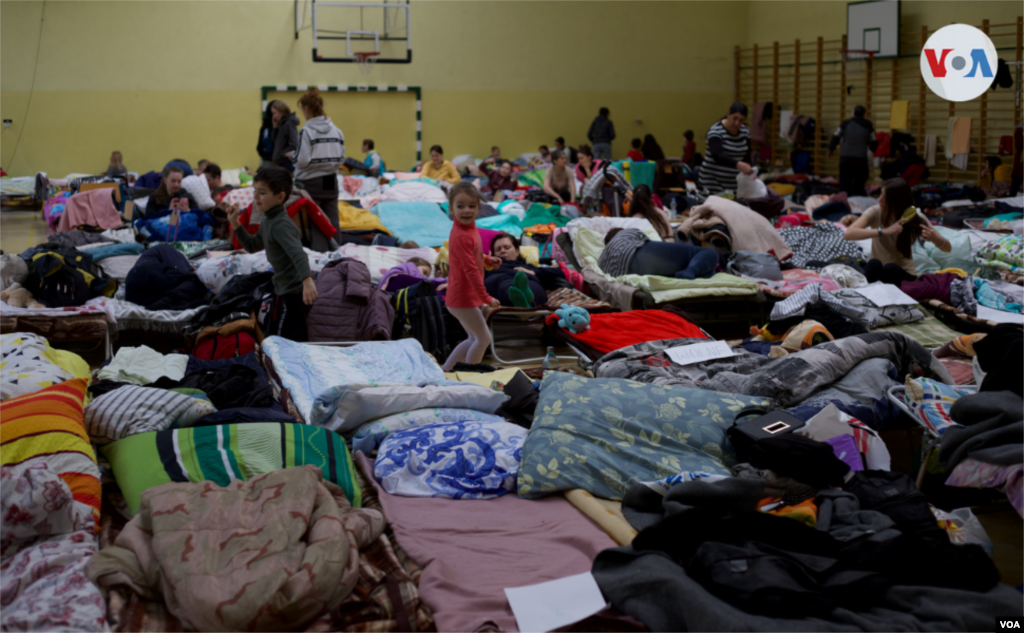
left=86, top=466, right=384, bottom=632
left=680, top=195, right=793, bottom=261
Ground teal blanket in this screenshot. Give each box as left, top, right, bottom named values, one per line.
left=614, top=159, right=656, bottom=190
left=518, top=203, right=570, bottom=229
left=374, top=202, right=452, bottom=248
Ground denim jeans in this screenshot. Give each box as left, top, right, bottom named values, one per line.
left=629, top=241, right=719, bottom=279
left=593, top=143, right=612, bottom=160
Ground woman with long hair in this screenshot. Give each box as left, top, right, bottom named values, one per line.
left=843, top=177, right=951, bottom=285
left=270, top=100, right=300, bottom=173
left=148, top=165, right=197, bottom=213
left=628, top=184, right=672, bottom=241
left=641, top=134, right=665, bottom=161
left=575, top=144, right=604, bottom=182
left=106, top=151, right=127, bottom=178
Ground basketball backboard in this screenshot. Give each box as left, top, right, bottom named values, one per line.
left=847, top=0, right=900, bottom=59
left=295, top=0, right=411, bottom=64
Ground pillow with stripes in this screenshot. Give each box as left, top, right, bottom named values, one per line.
left=83, top=385, right=215, bottom=445
left=0, top=379, right=101, bottom=529
left=101, top=423, right=361, bottom=515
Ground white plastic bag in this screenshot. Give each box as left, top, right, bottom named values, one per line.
left=932, top=507, right=994, bottom=555
left=736, top=167, right=767, bottom=199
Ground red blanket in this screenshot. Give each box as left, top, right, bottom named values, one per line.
left=231, top=198, right=338, bottom=249
left=545, top=310, right=706, bottom=355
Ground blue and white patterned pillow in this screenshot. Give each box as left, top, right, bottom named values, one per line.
left=373, top=420, right=528, bottom=499
left=352, top=408, right=509, bottom=454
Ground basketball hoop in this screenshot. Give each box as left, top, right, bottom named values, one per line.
left=841, top=49, right=874, bottom=79
left=354, top=51, right=379, bottom=75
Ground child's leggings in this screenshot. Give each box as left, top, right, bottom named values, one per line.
left=442, top=306, right=492, bottom=371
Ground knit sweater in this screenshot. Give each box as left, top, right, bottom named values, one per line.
left=598, top=229, right=649, bottom=277
left=233, top=204, right=311, bottom=296
left=445, top=220, right=493, bottom=308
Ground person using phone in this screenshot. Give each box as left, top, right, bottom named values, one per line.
left=148, top=165, right=198, bottom=214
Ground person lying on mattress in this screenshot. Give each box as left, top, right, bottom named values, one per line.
left=378, top=257, right=448, bottom=293
left=486, top=233, right=569, bottom=308
left=599, top=227, right=718, bottom=280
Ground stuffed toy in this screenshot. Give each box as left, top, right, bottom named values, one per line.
left=555, top=303, right=590, bottom=334
left=1, top=283, right=44, bottom=309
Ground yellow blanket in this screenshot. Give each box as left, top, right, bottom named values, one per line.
left=338, top=201, right=391, bottom=235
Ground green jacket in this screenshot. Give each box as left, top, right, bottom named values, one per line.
left=234, top=204, right=311, bottom=296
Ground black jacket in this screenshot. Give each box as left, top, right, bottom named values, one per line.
left=125, top=243, right=209, bottom=311
left=588, top=116, right=617, bottom=144
left=484, top=260, right=567, bottom=307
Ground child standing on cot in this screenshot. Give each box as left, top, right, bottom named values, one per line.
left=442, top=182, right=501, bottom=371
left=228, top=167, right=318, bottom=341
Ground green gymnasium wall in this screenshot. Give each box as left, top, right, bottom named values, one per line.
left=1, top=1, right=1020, bottom=178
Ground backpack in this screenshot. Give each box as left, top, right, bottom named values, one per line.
left=193, top=332, right=257, bottom=360
left=392, top=281, right=465, bottom=360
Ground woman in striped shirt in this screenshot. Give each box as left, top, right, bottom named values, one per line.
left=698, top=102, right=754, bottom=195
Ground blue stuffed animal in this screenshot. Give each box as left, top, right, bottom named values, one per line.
left=555, top=303, right=591, bottom=334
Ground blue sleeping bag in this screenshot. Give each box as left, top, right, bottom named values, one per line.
left=135, top=209, right=214, bottom=242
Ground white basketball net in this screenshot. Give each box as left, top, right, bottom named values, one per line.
left=844, top=50, right=872, bottom=78
left=355, top=52, right=378, bottom=75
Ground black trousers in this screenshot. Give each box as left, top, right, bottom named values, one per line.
left=839, top=159, right=869, bottom=197
left=262, top=292, right=309, bottom=342
left=864, top=258, right=917, bottom=287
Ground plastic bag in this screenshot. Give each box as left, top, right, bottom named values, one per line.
left=736, top=166, right=767, bottom=199
left=932, top=507, right=994, bottom=555
left=728, top=250, right=784, bottom=281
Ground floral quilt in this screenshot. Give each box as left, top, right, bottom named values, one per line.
left=0, top=464, right=106, bottom=632
left=517, top=372, right=771, bottom=500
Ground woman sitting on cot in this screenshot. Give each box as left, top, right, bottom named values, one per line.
left=485, top=233, right=568, bottom=308
left=842, top=177, right=950, bottom=286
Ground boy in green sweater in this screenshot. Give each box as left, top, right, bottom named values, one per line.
left=227, top=167, right=318, bottom=341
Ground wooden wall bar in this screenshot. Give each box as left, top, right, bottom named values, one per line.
left=736, top=19, right=1023, bottom=184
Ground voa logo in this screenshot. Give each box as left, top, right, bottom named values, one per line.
left=1000, top=621, right=1021, bottom=629
left=920, top=24, right=998, bottom=102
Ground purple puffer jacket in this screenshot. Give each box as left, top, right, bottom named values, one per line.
left=307, top=258, right=395, bottom=342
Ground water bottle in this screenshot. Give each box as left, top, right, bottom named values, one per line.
left=542, top=347, right=559, bottom=370
left=670, top=198, right=678, bottom=220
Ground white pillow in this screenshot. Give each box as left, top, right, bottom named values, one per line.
left=181, top=174, right=216, bottom=210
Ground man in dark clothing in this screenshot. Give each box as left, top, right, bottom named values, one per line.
left=828, top=105, right=878, bottom=196
left=587, top=107, right=617, bottom=160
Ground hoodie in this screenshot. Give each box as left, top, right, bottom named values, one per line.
left=294, top=115, right=346, bottom=181
left=588, top=115, right=617, bottom=145
left=272, top=113, right=301, bottom=165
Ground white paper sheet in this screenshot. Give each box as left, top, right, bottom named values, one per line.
left=505, top=572, right=607, bottom=633
left=852, top=283, right=919, bottom=307
left=977, top=305, right=1024, bottom=324
left=664, top=341, right=738, bottom=366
